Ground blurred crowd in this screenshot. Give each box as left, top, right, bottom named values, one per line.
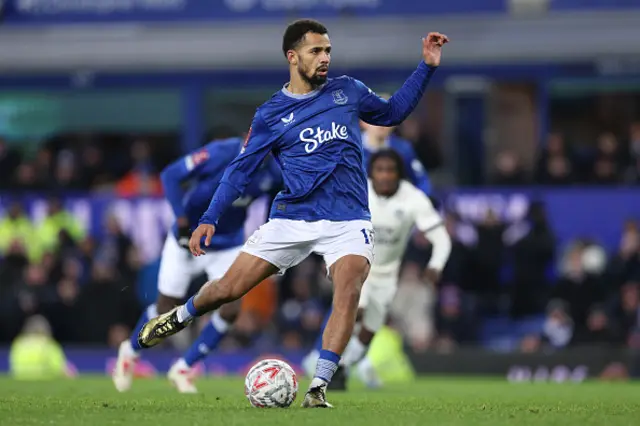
left=0, top=114, right=639, bottom=352
left=493, top=122, right=640, bottom=186
left=0, top=198, right=141, bottom=346
left=0, top=133, right=177, bottom=197
left=390, top=207, right=640, bottom=354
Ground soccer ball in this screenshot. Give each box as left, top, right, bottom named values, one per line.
left=244, top=359, right=298, bottom=408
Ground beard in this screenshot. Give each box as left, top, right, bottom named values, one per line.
left=298, top=64, right=327, bottom=88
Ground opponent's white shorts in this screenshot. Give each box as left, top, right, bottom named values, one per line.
left=241, top=219, right=375, bottom=275
left=359, top=272, right=398, bottom=332
left=157, top=233, right=242, bottom=299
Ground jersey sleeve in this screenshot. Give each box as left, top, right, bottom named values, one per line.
left=352, top=62, right=436, bottom=127
left=410, top=186, right=443, bottom=232
left=266, top=155, right=284, bottom=191
left=199, top=111, right=277, bottom=226
left=160, top=144, right=216, bottom=219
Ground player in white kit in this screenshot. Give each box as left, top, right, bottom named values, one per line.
left=324, top=148, right=451, bottom=389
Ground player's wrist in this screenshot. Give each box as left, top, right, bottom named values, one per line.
left=420, top=61, right=438, bottom=71
left=198, top=215, right=218, bottom=227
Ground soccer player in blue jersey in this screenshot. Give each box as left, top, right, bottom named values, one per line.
left=136, top=19, right=448, bottom=407
left=303, top=115, right=432, bottom=385
left=112, top=136, right=281, bottom=394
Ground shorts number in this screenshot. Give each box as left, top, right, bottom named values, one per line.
left=361, top=228, right=373, bottom=245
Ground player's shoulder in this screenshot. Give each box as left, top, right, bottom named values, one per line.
left=253, top=90, right=299, bottom=129
left=397, top=180, right=429, bottom=202
left=330, top=75, right=355, bottom=86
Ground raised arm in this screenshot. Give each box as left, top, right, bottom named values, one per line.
left=355, top=32, right=448, bottom=127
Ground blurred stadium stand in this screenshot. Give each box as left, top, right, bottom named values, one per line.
left=0, top=0, right=638, bottom=379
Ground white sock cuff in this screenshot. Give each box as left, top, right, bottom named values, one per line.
left=211, top=311, right=231, bottom=333
left=146, top=304, right=158, bottom=319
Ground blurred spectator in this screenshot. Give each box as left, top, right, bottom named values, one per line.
left=79, top=144, right=110, bottom=190
left=433, top=285, right=475, bottom=351
left=591, top=132, right=624, bottom=185
left=604, top=220, right=640, bottom=293
left=0, top=137, right=22, bottom=190
left=9, top=315, right=71, bottom=380
left=535, top=132, right=575, bottom=185
left=115, top=139, right=163, bottom=197
left=33, top=147, right=53, bottom=186
left=390, top=262, right=436, bottom=352
left=493, top=150, right=528, bottom=186
left=72, top=260, right=139, bottom=345
left=472, top=208, right=505, bottom=307
left=93, top=215, right=135, bottom=280
left=571, top=305, right=623, bottom=346
left=0, top=201, right=40, bottom=262
left=552, top=242, right=605, bottom=331
left=608, top=281, right=640, bottom=347
left=38, top=197, right=85, bottom=255
left=521, top=299, right=574, bottom=353
left=51, top=150, right=83, bottom=191
left=508, top=201, right=556, bottom=317
left=13, top=163, right=46, bottom=192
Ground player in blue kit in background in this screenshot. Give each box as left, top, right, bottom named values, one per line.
left=112, top=136, right=282, bottom=394
left=361, top=115, right=431, bottom=195
left=135, top=19, right=448, bottom=408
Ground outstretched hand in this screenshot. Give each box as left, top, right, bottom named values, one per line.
left=422, top=32, right=449, bottom=67
left=189, top=224, right=216, bottom=256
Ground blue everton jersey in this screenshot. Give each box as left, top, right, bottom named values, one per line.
left=199, top=62, right=437, bottom=226
left=160, top=137, right=282, bottom=250
left=362, top=134, right=431, bottom=194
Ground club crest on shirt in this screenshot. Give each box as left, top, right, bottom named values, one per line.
left=332, top=89, right=348, bottom=105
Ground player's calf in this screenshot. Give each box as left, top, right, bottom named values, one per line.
left=328, top=319, right=374, bottom=391
left=304, top=255, right=369, bottom=407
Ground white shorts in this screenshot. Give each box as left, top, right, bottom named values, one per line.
left=241, top=219, right=375, bottom=274
left=157, top=233, right=242, bottom=299
left=359, top=273, right=398, bottom=332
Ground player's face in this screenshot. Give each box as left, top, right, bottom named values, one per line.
left=371, top=157, right=400, bottom=196
left=294, top=32, right=331, bottom=87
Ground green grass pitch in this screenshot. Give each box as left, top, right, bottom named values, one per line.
left=0, top=376, right=638, bottom=425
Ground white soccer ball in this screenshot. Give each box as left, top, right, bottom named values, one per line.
left=244, top=358, right=298, bottom=408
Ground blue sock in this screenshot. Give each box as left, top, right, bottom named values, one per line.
left=176, top=296, right=200, bottom=323
left=313, top=307, right=333, bottom=351
left=182, top=311, right=230, bottom=367
left=130, top=304, right=157, bottom=351
left=314, top=349, right=341, bottom=383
